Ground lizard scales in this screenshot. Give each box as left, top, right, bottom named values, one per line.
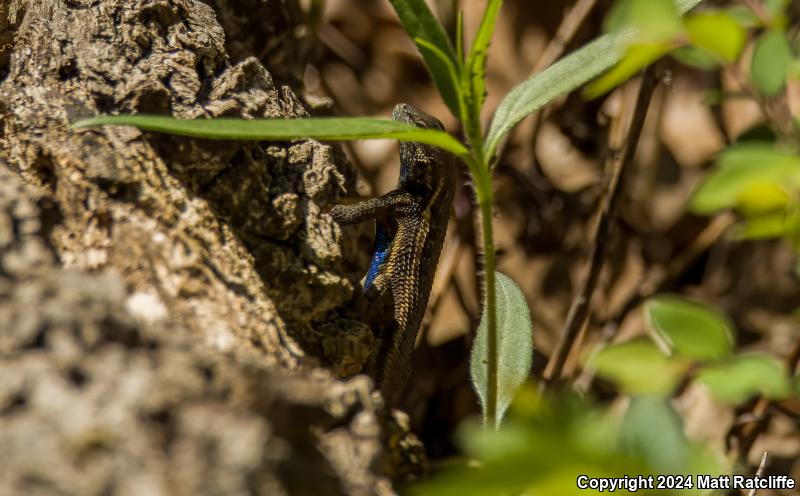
left=331, top=103, right=456, bottom=403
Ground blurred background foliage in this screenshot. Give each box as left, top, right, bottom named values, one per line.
left=296, top=0, right=800, bottom=493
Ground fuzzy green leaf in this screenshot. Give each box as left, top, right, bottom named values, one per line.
left=484, top=0, right=703, bottom=159
left=645, top=296, right=734, bottom=360
left=470, top=272, right=533, bottom=429
left=465, top=0, right=502, bottom=114
left=71, top=115, right=469, bottom=158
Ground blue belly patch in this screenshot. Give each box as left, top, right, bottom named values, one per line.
left=364, top=227, right=390, bottom=292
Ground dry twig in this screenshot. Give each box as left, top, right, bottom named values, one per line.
left=730, top=338, right=800, bottom=462
left=573, top=213, right=736, bottom=392
left=543, top=69, right=659, bottom=384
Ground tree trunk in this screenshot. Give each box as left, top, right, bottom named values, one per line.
left=0, top=0, right=421, bottom=494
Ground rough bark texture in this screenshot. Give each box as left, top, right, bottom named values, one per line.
left=0, top=0, right=422, bottom=494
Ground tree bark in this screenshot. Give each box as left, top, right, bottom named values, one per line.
left=0, top=0, right=420, bottom=494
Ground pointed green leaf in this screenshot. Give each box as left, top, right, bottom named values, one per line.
left=71, top=115, right=469, bottom=158
left=387, top=0, right=463, bottom=117
left=751, top=30, right=792, bottom=97
left=690, top=142, right=800, bottom=214
left=470, top=272, right=533, bottom=429
left=685, top=12, right=746, bottom=63
left=698, top=355, right=792, bottom=403
left=456, top=10, right=465, bottom=63
left=645, top=296, right=734, bottom=360
left=484, top=0, right=703, bottom=159
left=465, top=0, right=502, bottom=113
left=592, top=338, right=689, bottom=394
left=416, top=38, right=467, bottom=120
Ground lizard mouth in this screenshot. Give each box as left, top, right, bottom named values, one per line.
left=392, top=103, right=445, bottom=131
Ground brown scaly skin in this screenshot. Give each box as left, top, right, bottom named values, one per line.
left=331, top=103, right=456, bottom=404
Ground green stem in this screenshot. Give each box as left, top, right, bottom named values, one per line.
left=475, top=169, right=497, bottom=428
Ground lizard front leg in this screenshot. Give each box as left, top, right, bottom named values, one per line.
left=330, top=189, right=416, bottom=225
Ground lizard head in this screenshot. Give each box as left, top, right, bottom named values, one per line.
left=392, top=103, right=446, bottom=186
left=392, top=103, right=444, bottom=131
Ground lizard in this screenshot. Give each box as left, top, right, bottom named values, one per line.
left=330, top=103, right=457, bottom=404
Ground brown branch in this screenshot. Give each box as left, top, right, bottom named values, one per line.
left=573, top=213, right=736, bottom=392
left=527, top=0, right=598, bottom=172
left=730, top=336, right=800, bottom=463
left=532, top=0, right=598, bottom=75
left=543, top=69, right=659, bottom=384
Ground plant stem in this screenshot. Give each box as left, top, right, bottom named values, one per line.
left=543, top=68, right=658, bottom=384
left=476, top=169, right=498, bottom=428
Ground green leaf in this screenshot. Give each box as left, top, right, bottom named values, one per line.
left=735, top=182, right=790, bottom=216
left=764, top=0, right=789, bottom=18
left=731, top=210, right=800, bottom=240
left=71, top=115, right=470, bottom=158
left=414, top=389, right=723, bottom=496
left=750, top=30, right=792, bottom=97
left=484, top=0, right=703, bottom=159
left=698, top=355, right=792, bottom=403
left=583, top=42, right=673, bottom=99
left=592, top=338, right=689, bottom=394
left=645, top=296, right=734, bottom=360
left=465, top=0, right=502, bottom=114
left=456, top=10, right=465, bottom=63
left=690, top=143, right=800, bottom=214
left=587, top=0, right=687, bottom=98
left=416, top=38, right=467, bottom=119
left=620, top=396, right=723, bottom=479
left=725, top=5, right=762, bottom=27
left=671, top=45, right=720, bottom=70
left=685, top=12, right=746, bottom=63
left=470, top=272, right=533, bottom=429
left=387, top=0, right=463, bottom=117
left=605, top=0, right=682, bottom=43
left=620, top=397, right=691, bottom=473
left=414, top=393, right=643, bottom=496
